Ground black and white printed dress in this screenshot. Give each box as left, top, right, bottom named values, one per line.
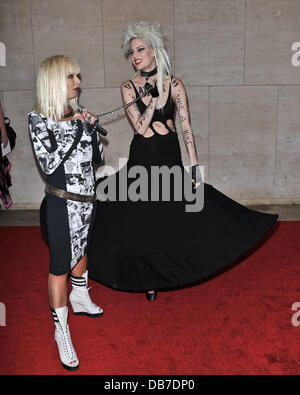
left=28, top=111, right=104, bottom=275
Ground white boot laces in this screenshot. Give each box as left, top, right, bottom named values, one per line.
left=57, top=324, right=77, bottom=362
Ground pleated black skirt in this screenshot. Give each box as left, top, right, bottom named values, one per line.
left=87, top=132, right=279, bottom=291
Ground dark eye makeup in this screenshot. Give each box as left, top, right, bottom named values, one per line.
left=128, top=47, right=145, bottom=55
left=67, top=73, right=81, bottom=80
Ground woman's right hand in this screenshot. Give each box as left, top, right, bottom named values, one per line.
left=144, top=79, right=159, bottom=98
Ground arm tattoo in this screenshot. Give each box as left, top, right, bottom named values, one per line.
left=132, top=101, right=140, bottom=114
left=174, top=80, right=197, bottom=163
left=122, top=92, right=134, bottom=118
left=176, top=90, right=185, bottom=113
left=183, top=129, right=194, bottom=148
left=176, top=86, right=191, bottom=124
left=172, top=79, right=179, bottom=88
left=122, top=82, right=157, bottom=134
left=136, top=99, right=155, bottom=134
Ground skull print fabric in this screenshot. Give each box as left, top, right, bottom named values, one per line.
left=28, top=111, right=104, bottom=275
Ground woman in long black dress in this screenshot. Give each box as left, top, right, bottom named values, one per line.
left=87, top=21, right=278, bottom=301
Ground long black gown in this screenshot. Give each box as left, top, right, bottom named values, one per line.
left=87, top=80, right=279, bottom=291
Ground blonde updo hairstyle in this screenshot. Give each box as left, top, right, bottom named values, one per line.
left=122, top=21, right=172, bottom=107
left=34, top=55, right=80, bottom=120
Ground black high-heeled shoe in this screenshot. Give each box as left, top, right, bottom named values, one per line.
left=146, top=290, right=157, bottom=301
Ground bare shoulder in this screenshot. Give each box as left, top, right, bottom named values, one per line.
left=121, top=80, right=136, bottom=104
left=171, top=76, right=187, bottom=104
left=171, top=76, right=186, bottom=91
left=121, top=80, right=134, bottom=92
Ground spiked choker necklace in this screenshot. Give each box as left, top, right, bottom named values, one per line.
left=140, top=67, right=157, bottom=81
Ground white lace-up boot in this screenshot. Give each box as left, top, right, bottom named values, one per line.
left=69, top=271, right=103, bottom=318
left=52, top=306, right=79, bottom=371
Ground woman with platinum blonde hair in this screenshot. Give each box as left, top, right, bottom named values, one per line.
left=35, top=55, right=81, bottom=120
left=122, top=21, right=172, bottom=108
left=28, top=55, right=104, bottom=371
left=88, top=22, right=278, bottom=302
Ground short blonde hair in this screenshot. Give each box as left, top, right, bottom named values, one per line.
left=34, top=55, right=80, bottom=120
left=123, top=21, right=172, bottom=107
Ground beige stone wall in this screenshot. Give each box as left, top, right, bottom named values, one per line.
left=0, top=0, right=300, bottom=208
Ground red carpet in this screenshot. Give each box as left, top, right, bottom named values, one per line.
left=0, top=221, right=300, bottom=375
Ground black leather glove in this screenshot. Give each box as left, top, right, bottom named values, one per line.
left=144, top=82, right=159, bottom=98
left=191, top=165, right=202, bottom=186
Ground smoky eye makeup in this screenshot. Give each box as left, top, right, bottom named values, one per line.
left=128, top=47, right=145, bottom=56
left=67, top=73, right=81, bottom=80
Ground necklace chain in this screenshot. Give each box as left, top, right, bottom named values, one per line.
left=96, top=87, right=151, bottom=119
left=77, top=71, right=156, bottom=120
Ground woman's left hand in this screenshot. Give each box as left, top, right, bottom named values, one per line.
left=74, top=110, right=98, bottom=125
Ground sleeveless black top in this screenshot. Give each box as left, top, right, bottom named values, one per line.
left=127, top=76, right=182, bottom=169
left=129, top=77, right=176, bottom=135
